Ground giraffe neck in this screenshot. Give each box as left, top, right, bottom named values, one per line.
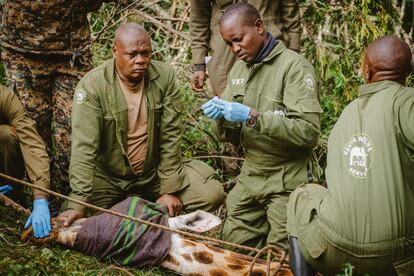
left=23, top=218, right=292, bottom=275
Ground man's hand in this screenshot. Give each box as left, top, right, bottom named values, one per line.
left=0, top=184, right=13, bottom=195
left=24, top=198, right=52, bottom=238
left=156, top=194, right=183, bottom=217
left=202, top=96, right=224, bottom=119
left=212, top=98, right=251, bottom=122
left=190, top=70, right=206, bottom=92
left=57, top=210, right=84, bottom=227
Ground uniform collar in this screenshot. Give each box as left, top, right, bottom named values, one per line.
left=359, top=80, right=402, bottom=97
left=104, top=58, right=160, bottom=85
left=248, top=40, right=286, bottom=66
left=253, top=33, right=278, bottom=63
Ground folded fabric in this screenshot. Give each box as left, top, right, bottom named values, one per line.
left=74, top=197, right=171, bottom=267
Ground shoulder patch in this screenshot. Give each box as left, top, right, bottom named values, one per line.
left=75, top=89, right=86, bottom=104
left=304, top=73, right=315, bottom=91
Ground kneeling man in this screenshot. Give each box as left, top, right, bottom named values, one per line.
left=0, top=85, right=51, bottom=238
left=287, top=36, right=414, bottom=276
left=59, top=23, right=225, bottom=225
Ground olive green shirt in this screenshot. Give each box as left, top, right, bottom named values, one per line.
left=212, top=42, right=322, bottom=189
left=68, top=59, right=187, bottom=213
left=0, top=85, right=50, bottom=196
left=320, top=80, right=414, bottom=252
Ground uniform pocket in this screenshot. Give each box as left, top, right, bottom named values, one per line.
left=183, top=159, right=217, bottom=184
left=98, top=117, right=126, bottom=175
left=297, top=98, right=323, bottom=113
left=298, top=218, right=328, bottom=258
left=173, top=100, right=183, bottom=114
left=393, top=254, right=414, bottom=276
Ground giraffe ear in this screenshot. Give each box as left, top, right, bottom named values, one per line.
left=168, top=210, right=222, bottom=233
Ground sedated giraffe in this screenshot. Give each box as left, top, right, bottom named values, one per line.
left=22, top=209, right=292, bottom=276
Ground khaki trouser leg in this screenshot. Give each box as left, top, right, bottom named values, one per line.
left=175, top=178, right=225, bottom=213
left=62, top=168, right=128, bottom=215
left=0, top=125, right=25, bottom=201
left=175, top=160, right=226, bottom=212
left=146, top=160, right=226, bottom=213
left=63, top=160, right=226, bottom=216
left=221, top=182, right=269, bottom=252
left=266, top=192, right=290, bottom=249
left=207, top=39, right=237, bottom=97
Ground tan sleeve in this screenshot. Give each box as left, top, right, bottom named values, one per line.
left=190, top=0, right=212, bottom=65
left=0, top=86, right=50, bottom=196
left=281, top=0, right=302, bottom=51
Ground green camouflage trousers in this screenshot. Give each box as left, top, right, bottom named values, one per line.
left=1, top=48, right=91, bottom=195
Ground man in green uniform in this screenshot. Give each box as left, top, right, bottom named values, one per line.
left=0, top=85, right=52, bottom=238
left=190, top=0, right=301, bottom=96
left=58, top=23, right=225, bottom=226
left=287, top=36, right=414, bottom=276
left=202, top=4, right=322, bottom=250
left=0, top=0, right=111, bottom=194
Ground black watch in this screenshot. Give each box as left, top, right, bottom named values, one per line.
left=246, top=110, right=260, bottom=128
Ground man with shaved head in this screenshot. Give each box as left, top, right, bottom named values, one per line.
left=287, top=36, right=414, bottom=275
left=58, top=23, right=225, bottom=225
left=202, top=3, right=323, bottom=252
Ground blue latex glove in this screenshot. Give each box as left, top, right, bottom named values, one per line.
left=0, top=184, right=13, bottom=195
left=212, top=98, right=251, bottom=122
left=24, top=199, right=52, bottom=238
left=202, top=96, right=224, bottom=119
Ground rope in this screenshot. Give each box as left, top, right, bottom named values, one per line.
left=248, top=245, right=287, bottom=276
left=0, top=172, right=289, bottom=275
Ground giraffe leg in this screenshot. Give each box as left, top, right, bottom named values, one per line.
left=20, top=217, right=87, bottom=247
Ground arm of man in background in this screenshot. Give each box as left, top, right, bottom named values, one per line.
left=189, top=0, right=212, bottom=92
left=156, top=68, right=189, bottom=216
left=0, top=85, right=51, bottom=238
left=396, top=88, right=414, bottom=151
left=281, top=0, right=302, bottom=52
left=60, top=77, right=103, bottom=226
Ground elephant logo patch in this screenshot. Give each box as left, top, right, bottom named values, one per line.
left=343, top=134, right=374, bottom=178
